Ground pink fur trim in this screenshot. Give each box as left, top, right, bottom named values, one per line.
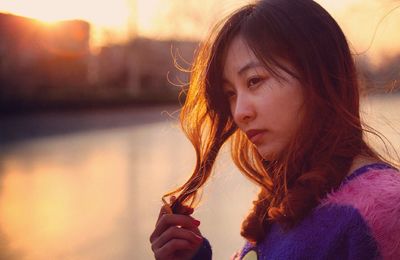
left=321, top=169, right=400, bottom=260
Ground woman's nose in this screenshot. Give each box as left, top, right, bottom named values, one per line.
left=233, top=94, right=255, bottom=125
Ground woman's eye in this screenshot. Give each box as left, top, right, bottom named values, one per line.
left=247, top=77, right=263, bottom=87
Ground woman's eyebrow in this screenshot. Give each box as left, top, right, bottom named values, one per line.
left=237, top=61, right=264, bottom=75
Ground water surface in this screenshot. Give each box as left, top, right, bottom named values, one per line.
left=0, top=95, right=399, bottom=259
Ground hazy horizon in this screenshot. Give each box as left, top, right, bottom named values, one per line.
left=0, top=0, right=399, bottom=63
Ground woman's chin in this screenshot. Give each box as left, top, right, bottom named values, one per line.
left=257, top=145, right=281, bottom=161
left=259, top=149, right=277, bottom=161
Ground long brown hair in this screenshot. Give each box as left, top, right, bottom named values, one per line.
left=163, top=0, right=387, bottom=244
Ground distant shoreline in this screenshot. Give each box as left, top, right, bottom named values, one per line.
left=2, top=92, right=398, bottom=116
left=0, top=97, right=181, bottom=116
left=0, top=103, right=181, bottom=145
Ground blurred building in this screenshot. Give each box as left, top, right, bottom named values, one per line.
left=95, top=38, right=199, bottom=100
left=0, top=12, right=201, bottom=109
left=0, top=13, right=90, bottom=105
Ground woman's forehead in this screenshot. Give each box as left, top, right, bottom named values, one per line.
left=221, top=35, right=296, bottom=80
left=222, top=36, right=260, bottom=73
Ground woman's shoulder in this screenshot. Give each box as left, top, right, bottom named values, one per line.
left=322, top=164, right=400, bottom=208
left=320, top=164, right=400, bottom=231
left=321, top=164, right=400, bottom=259
left=236, top=166, right=399, bottom=260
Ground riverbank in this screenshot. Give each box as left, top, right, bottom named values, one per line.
left=0, top=104, right=180, bottom=145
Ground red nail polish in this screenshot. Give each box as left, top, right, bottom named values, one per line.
left=193, top=219, right=201, bottom=226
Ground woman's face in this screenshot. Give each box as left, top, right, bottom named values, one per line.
left=222, top=36, right=305, bottom=160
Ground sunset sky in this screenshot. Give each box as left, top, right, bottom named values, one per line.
left=0, top=0, right=399, bottom=63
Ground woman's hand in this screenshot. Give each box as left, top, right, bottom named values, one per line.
left=150, top=197, right=203, bottom=260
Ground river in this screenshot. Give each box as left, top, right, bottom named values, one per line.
left=0, top=95, right=399, bottom=259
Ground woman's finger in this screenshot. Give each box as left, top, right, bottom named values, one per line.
left=153, top=238, right=199, bottom=260
left=177, top=205, right=194, bottom=216
left=160, top=195, right=196, bottom=216
left=151, top=225, right=203, bottom=253
left=150, top=214, right=200, bottom=243
left=157, top=196, right=176, bottom=221
left=185, top=225, right=201, bottom=236
left=156, top=204, right=173, bottom=224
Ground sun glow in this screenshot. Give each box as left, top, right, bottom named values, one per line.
left=0, top=0, right=133, bottom=49
left=0, top=0, right=132, bottom=23
left=0, top=0, right=399, bottom=63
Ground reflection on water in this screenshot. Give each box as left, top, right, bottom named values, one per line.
left=0, top=96, right=399, bottom=260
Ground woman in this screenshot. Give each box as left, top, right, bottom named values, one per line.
left=150, top=0, right=400, bottom=259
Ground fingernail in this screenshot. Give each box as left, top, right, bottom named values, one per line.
left=193, top=219, right=201, bottom=226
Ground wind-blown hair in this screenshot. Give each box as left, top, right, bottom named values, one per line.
left=163, top=0, right=387, bottom=244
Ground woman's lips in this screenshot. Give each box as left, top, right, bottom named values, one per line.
left=246, top=129, right=267, bottom=144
